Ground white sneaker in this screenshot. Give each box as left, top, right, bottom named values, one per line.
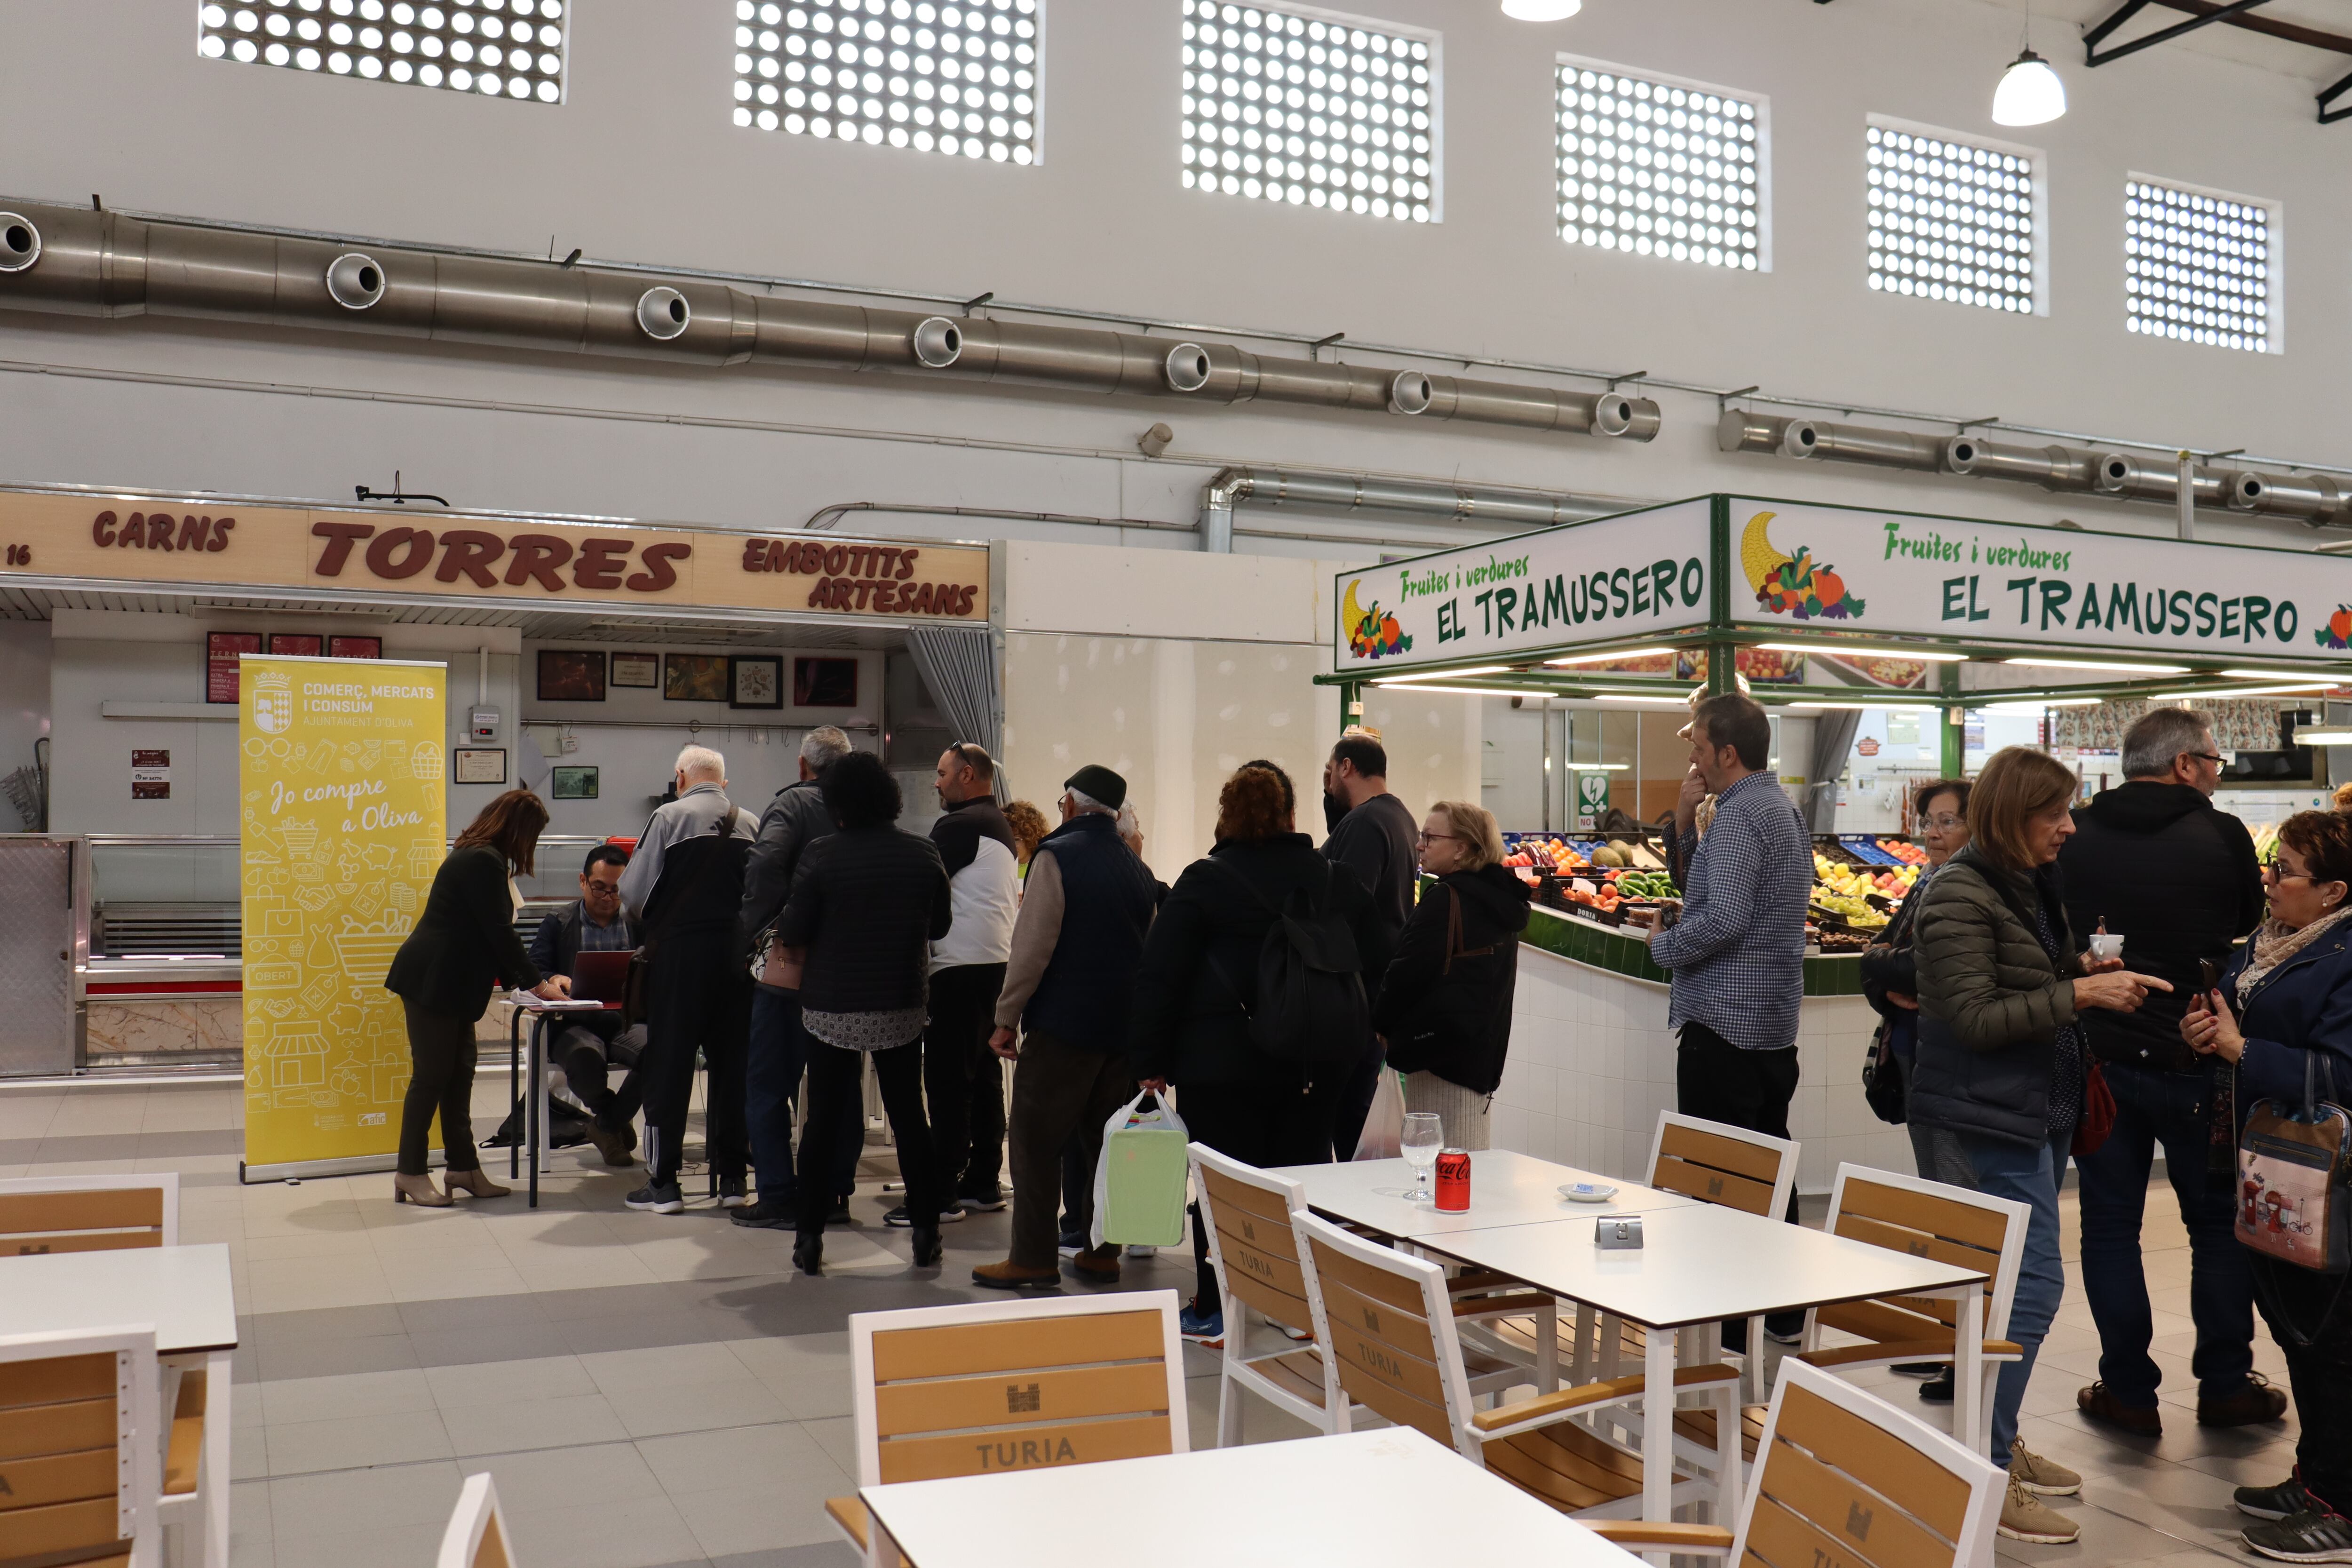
left=1125, top=1245, right=1158, bottom=1259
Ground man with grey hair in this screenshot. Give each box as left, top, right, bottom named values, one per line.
left=619, top=743, right=759, bottom=1214
left=2059, top=707, right=2274, bottom=1436
left=730, top=725, right=862, bottom=1228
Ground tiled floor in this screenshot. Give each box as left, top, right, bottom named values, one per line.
left=0, top=1076, right=2302, bottom=1568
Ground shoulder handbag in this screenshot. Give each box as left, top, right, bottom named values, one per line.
left=2235, top=1051, right=2352, bottom=1276
left=1862, top=1018, right=1908, bottom=1125
left=621, top=821, right=740, bottom=1027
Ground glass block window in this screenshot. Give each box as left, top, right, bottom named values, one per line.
left=1555, top=58, right=1763, bottom=271
left=1866, top=120, right=2041, bottom=314
left=198, top=0, right=567, bottom=102
left=2125, top=178, right=2276, bottom=353
left=733, top=0, right=1041, bottom=163
left=1179, top=1, right=1438, bottom=223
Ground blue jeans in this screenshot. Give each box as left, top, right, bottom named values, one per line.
left=2075, top=1065, right=2253, bottom=1406
left=1951, top=1126, right=2071, bottom=1469
left=746, top=986, right=861, bottom=1204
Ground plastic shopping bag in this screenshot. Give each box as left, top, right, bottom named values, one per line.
left=1091, top=1090, right=1191, bottom=1249
left=1352, top=1067, right=1405, bottom=1161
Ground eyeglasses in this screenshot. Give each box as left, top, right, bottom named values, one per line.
left=1416, top=831, right=1465, bottom=845
left=1922, top=814, right=1965, bottom=832
left=2186, top=752, right=2224, bottom=765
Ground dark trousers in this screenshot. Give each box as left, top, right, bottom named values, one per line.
left=1181, top=1071, right=1345, bottom=1305
left=745, top=986, right=862, bottom=1204
left=639, top=941, right=751, bottom=1186
left=1060, top=1139, right=1091, bottom=1242
left=798, top=1038, right=939, bottom=1236
left=399, top=1002, right=481, bottom=1175
left=923, top=963, right=1006, bottom=1200
left=1006, top=1030, right=1135, bottom=1269
left=2076, top=1064, right=2255, bottom=1404
left=965, top=1022, right=1010, bottom=1198
left=2254, top=1256, right=2352, bottom=1513
left=556, top=1017, right=645, bottom=1126
left=1677, top=1022, right=1803, bottom=1337
left=1329, top=1034, right=1387, bottom=1162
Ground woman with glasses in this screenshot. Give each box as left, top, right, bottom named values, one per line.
left=2182, top=811, right=2352, bottom=1561
left=1371, top=800, right=1529, bottom=1151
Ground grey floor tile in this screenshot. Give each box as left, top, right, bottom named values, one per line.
left=263, top=1407, right=456, bottom=1477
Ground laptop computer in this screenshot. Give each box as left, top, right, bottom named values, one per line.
left=569, top=948, right=633, bottom=1004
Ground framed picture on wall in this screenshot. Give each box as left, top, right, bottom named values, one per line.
left=793, top=657, right=858, bottom=708
left=610, top=652, right=659, bottom=688
left=550, top=765, right=600, bottom=800
left=206, top=631, right=262, bottom=703
left=269, top=633, right=324, bottom=657
left=327, top=635, right=382, bottom=659
left=536, top=649, right=606, bottom=702
left=664, top=653, right=729, bottom=702
left=730, top=655, right=783, bottom=709
left=453, top=748, right=507, bottom=785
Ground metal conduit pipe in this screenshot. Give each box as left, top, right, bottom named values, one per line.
left=0, top=198, right=1661, bottom=445
left=1196, top=466, right=1637, bottom=552
left=1716, top=408, right=2352, bottom=528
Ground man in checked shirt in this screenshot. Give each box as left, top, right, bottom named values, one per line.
left=1631, top=690, right=1813, bottom=1345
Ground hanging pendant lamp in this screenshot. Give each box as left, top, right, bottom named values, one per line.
left=1501, top=0, right=1582, bottom=19
left=1993, top=48, right=2067, bottom=126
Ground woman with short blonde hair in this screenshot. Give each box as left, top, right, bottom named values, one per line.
left=1421, top=799, right=1505, bottom=872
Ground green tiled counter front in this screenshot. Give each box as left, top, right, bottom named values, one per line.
left=1519, top=903, right=1861, bottom=995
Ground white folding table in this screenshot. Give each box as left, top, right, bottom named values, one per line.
left=857, top=1425, right=1646, bottom=1568
left=0, top=1242, right=237, bottom=1568
left=1266, top=1150, right=1705, bottom=1239
left=506, top=991, right=614, bottom=1207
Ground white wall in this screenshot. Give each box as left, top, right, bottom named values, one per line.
left=0, top=1, right=2346, bottom=565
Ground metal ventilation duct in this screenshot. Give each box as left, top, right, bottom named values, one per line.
left=1716, top=408, right=2352, bottom=528
left=0, top=199, right=1661, bottom=444
left=1196, top=466, right=1636, bottom=551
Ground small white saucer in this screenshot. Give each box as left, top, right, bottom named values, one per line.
left=1559, top=1182, right=1619, bottom=1203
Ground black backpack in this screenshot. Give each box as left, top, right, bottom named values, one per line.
left=1202, top=858, right=1369, bottom=1067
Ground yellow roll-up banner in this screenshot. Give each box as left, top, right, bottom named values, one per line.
left=239, top=656, right=449, bottom=1182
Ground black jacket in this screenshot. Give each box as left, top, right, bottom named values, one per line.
left=735, top=776, right=835, bottom=959
left=1374, top=865, right=1530, bottom=1095
left=1859, top=869, right=1932, bottom=1019
left=528, top=900, right=637, bottom=979
left=1128, top=834, right=1375, bottom=1088
left=2058, top=781, right=2263, bottom=1073
left=385, top=844, right=542, bottom=1019
left=1323, top=791, right=1418, bottom=975
left=771, top=826, right=953, bottom=1014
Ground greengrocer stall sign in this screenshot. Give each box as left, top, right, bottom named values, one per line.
left=1728, top=498, right=2350, bottom=660
left=1334, top=498, right=1714, bottom=671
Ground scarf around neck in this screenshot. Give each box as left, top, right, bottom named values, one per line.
left=2238, top=903, right=2352, bottom=1002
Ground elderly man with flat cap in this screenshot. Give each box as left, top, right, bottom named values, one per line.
left=972, top=765, right=1161, bottom=1290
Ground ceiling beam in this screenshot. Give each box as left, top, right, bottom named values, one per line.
left=2086, top=0, right=2277, bottom=67
left=2152, top=0, right=2352, bottom=56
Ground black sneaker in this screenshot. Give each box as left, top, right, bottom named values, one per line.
left=1057, top=1230, right=1087, bottom=1258
left=1919, top=1367, right=1955, bottom=1404
left=826, top=1196, right=855, bottom=1226
left=729, top=1199, right=795, bottom=1230
left=717, top=1177, right=750, bottom=1208
left=884, top=1204, right=963, bottom=1227
left=2244, top=1508, right=2352, bottom=1564
left=2241, top=1475, right=2316, bottom=1522
left=624, top=1181, right=683, bottom=1214
left=957, top=1189, right=1008, bottom=1212
left=1891, top=1362, right=1944, bottom=1377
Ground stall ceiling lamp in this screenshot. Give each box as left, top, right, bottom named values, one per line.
left=1755, top=643, right=1968, bottom=662
left=1800, top=701, right=1942, bottom=712
left=1544, top=647, right=1676, bottom=666
left=2222, top=669, right=2344, bottom=683
left=2292, top=729, right=2352, bottom=745
left=1597, top=694, right=1694, bottom=706
left=2148, top=683, right=2336, bottom=700
left=1985, top=698, right=2102, bottom=711
left=1565, top=762, right=1630, bottom=770
left=1377, top=682, right=1556, bottom=698
left=1501, top=0, right=1582, bottom=18
left=2004, top=657, right=2189, bottom=674
left=1373, top=665, right=1513, bottom=682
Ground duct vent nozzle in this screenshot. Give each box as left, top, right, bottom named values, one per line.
left=636, top=286, right=691, bottom=341
left=2225, top=471, right=2265, bottom=511
left=1594, top=395, right=1636, bottom=437
left=1945, top=437, right=1980, bottom=474
left=324, top=252, right=387, bottom=310
left=2094, top=454, right=2135, bottom=494
left=1779, top=420, right=1820, bottom=460
left=1388, top=371, right=1432, bottom=416
left=911, top=316, right=963, bottom=367
left=0, top=214, right=40, bottom=274
left=1164, top=342, right=1211, bottom=392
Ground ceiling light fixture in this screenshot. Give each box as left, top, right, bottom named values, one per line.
left=1544, top=647, right=1675, bottom=666
left=1372, top=665, right=1514, bottom=683
left=1501, top=0, right=1581, bottom=18
left=2220, top=669, right=2346, bottom=684
left=1983, top=699, right=2103, bottom=712
left=1597, top=695, right=1695, bottom=707
left=1992, top=3, right=2064, bottom=127
left=2004, top=657, right=2188, bottom=675
left=2148, top=683, right=2334, bottom=701
left=2291, top=729, right=2352, bottom=746
left=1375, top=683, right=1555, bottom=699
left=1756, top=643, right=1968, bottom=662
left=1563, top=761, right=1630, bottom=770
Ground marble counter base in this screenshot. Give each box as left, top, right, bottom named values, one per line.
left=85, top=998, right=241, bottom=1062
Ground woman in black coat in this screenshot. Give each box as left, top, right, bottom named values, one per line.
left=769, top=752, right=953, bottom=1273
left=1130, top=762, right=1375, bottom=1340
left=1374, top=799, right=1528, bottom=1152
left=385, top=790, right=563, bottom=1207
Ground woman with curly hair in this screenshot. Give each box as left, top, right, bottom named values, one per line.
left=1129, top=760, right=1378, bottom=1344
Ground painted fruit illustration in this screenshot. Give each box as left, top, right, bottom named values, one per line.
left=1343, top=578, right=1413, bottom=660
left=1741, top=510, right=1865, bottom=621
left=2321, top=606, right=2352, bottom=651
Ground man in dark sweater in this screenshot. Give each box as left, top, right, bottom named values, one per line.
left=2058, top=706, right=2278, bottom=1436
left=972, top=764, right=1160, bottom=1290
left=1321, top=732, right=1417, bottom=1159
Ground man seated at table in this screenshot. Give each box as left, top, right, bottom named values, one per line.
left=529, top=843, right=645, bottom=1167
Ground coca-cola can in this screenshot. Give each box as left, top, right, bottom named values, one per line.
left=1434, top=1148, right=1471, bottom=1212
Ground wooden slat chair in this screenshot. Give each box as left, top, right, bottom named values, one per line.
left=0, top=1326, right=164, bottom=1568
left=0, top=1176, right=222, bottom=1568
left=826, top=1292, right=1190, bottom=1568
left=1649, top=1114, right=1798, bottom=1401
left=1294, top=1211, right=1744, bottom=1521
left=1190, top=1146, right=1541, bottom=1447
left=435, top=1474, right=514, bottom=1568
left=1589, top=1360, right=2004, bottom=1568
left=1795, top=1164, right=2031, bottom=1454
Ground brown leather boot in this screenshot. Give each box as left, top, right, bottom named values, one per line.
left=1071, top=1245, right=1122, bottom=1283
left=2077, top=1381, right=2162, bottom=1436
left=392, top=1172, right=450, bottom=1207
left=2199, top=1372, right=2289, bottom=1427
left=443, top=1167, right=511, bottom=1200
left=972, top=1259, right=1060, bottom=1290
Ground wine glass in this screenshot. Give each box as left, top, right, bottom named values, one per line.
left=1400, top=1112, right=1443, bottom=1202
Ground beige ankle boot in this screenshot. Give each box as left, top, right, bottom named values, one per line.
left=443, top=1168, right=511, bottom=1200
left=393, top=1172, right=451, bottom=1207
